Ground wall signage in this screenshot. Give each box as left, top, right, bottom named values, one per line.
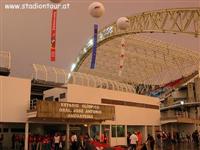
left=36, top=101, right=115, bottom=121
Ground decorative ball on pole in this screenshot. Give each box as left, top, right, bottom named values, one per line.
left=88, top=2, right=105, bottom=18
left=50, top=0, right=62, bottom=3
left=117, top=17, right=130, bottom=76
left=88, top=2, right=105, bottom=69
left=117, top=17, right=130, bottom=30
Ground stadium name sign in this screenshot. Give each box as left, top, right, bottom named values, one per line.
left=35, top=101, right=115, bottom=121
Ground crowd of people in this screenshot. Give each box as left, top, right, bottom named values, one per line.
left=6, top=130, right=200, bottom=150
left=70, top=132, right=109, bottom=150
left=155, top=130, right=200, bottom=147
left=11, top=131, right=108, bottom=150
left=127, top=131, right=155, bottom=150
left=11, top=133, right=66, bottom=150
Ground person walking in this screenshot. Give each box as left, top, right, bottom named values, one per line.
left=127, top=132, right=131, bottom=147
left=54, top=133, right=60, bottom=150
left=136, top=131, right=142, bottom=146
left=71, top=132, right=77, bottom=150
left=147, top=134, right=155, bottom=150
left=129, top=131, right=138, bottom=150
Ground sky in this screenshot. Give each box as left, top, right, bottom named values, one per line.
left=0, top=0, right=200, bottom=79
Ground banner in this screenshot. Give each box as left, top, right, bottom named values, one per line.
left=119, top=38, right=126, bottom=76
left=33, top=101, right=115, bottom=121
left=50, top=9, right=57, bottom=62
left=90, top=24, right=98, bottom=69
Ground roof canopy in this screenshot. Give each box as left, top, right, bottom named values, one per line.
left=77, top=35, right=200, bottom=85
left=71, top=7, right=200, bottom=85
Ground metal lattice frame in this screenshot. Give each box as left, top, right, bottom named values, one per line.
left=74, top=34, right=200, bottom=85
left=32, top=64, right=67, bottom=84
left=69, top=7, right=200, bottom=85
left=69, top=72, right=136, bottom=93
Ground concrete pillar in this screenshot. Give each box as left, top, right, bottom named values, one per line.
left=100, top=124, right=102, bottom=142
left=144, top=126, right=148, bottom=142
left=88, top=124, right=91, bottom=137
left=152, top=126, right=155, bottom=139
left=24, top=122, right=29, bottom=150
left=109, top=125, right=112, bottom=146
left=125, top=125, right=127, bottom=138
left=197, top=107, right=200, bottom=120
left=189, top=108, right=197, bottom=119
left=66, top=124, right=69, bottom=150
left=195, top=77, right=200, bottom=102
left=167, top=97, right=174, bottom=106
left=115, top=125, right=118, bottom=145
left=187, top=83, right=195, bottom=102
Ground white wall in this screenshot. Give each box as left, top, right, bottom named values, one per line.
left=0, top=76, right=31, bottom=123
left=67, top=84, right=160, bottom=146
left=67, top=84, right=160, bottom=126
left=43, top=87, right=67, bottom=101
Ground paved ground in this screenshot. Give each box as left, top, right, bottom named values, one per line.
left=155, top=143, right=200, bottom=150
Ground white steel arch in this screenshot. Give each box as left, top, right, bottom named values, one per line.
left=69, top=7, right=200, bottom=86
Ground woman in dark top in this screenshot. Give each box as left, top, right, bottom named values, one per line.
left=147, top=134, right=155, bottom=150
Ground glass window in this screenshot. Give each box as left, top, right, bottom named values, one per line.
left=90, top=125, right=100, bottom=141
left=60, top=93, right=66, bottom=99
left=102, top=125, right=110, bottom=134
left=3, top=128, right=9, bottom=133
left=11, top=128, right=25, bottom=133
left=112, top=125, right=125, bottom=137
left=117, top=125, right=125, bottom=137
left=55, top=97, right=59, bottom=102
left=112, top=125, right=117, bottom=137
left=45, top=96, right=54, bottom=101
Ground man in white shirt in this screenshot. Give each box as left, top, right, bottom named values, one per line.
left=129, top=132, right=138, bottom=150
left=71, top=132, right=77, bottom=150
left=54, top=133, right=60, bottom=150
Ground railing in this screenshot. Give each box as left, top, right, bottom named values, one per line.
left=32, top=64, right=67, bottom=84
left=161, top=110, right=200, bottom=120
left=160, top=115, right=200, bottom=124
left=160, top=101, right=200, bottom=111
left=0, top=51, right=11, bottom=69
left=30, top=99, right=40, bottom=110
left=69, top=72, right=136, bottom=93
left=160, top=98, right=187, bottom=108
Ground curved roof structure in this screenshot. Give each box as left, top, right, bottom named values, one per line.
left=70, top=7, right=200, bottom=86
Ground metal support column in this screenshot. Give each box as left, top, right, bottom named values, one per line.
left=66, top=124, right=70, bottom=150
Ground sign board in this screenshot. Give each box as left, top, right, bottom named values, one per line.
left=35, top=101, right=115, bottom=121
